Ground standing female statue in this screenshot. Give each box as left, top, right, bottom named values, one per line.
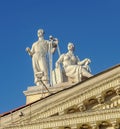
left=26, top=29, right=58, bottom=86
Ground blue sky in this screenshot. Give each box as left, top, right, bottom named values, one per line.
left=0, top=0, right=120, bottom=113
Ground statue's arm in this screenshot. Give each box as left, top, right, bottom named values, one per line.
left=55, top=54, right=64, bottom=68
left=78, top=58, right=91, bottom=65
left=26, top=47, right=33, bottom=57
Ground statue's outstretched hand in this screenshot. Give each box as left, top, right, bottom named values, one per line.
left=26, top=47, right=30, bottom=52
left=25, top=47, right=33, bottom=57
left=85, top=58, right=91, bottom=64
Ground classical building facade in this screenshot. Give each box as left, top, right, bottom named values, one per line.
left=0, top=64, right=120, bottom=129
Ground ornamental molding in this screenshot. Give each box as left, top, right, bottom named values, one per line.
left=0, top=67, right=120, bottom=128
left=13, top=76, right=120, bottom=122
left=1, top=77, right=120, bottom=127
left=3, top=108, right=120, bottom=129
left=26, top=74, right=120, bottom=120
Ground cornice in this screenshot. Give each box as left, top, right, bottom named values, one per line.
left=27, top=74, right=120, bottom=119
left=1, top=68, right=120, bottom=128
left=4, top=108, right=120, bottom=129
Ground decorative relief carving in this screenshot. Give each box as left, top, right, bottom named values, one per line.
left=89, top=98, right=97, bottom=104
left=67, top=108, right=76, bottom=114
left=81, top=124, right=89, bottom=129
left=114, top=86, right=120, bottom=96
left=96, top=95, right=104, bottom=104
left=110, top=119, right=119, bottom=129
left=59, top=110, right=65, bottom=115
left=90, top=122, right=99, bottom=129
left=64, top=127, right=71, bottom=129
left=78, top=103, right=86, bottom=112
left=93, top=97, right=120, bottom=110
left=2, top=108, right=120, bottom=129
left=100, top=121, right=109, bottom=126
left=106, top=90, right=114, bottom=96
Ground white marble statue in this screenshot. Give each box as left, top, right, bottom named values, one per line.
left=55, top=43, right=92, bottom=83
left=26, top=29, right=58, bottom=86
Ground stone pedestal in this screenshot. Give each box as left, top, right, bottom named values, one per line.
left=23, top=85, right=48, bottom=104
left=23, top=82, right=72, bottom=104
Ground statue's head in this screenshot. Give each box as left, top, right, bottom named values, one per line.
left=68, top=42, right=74, bottom=51
left=37, top=29, right=44, bottom=37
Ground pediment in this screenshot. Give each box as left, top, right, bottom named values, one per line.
left=1, top=64, right=120, bottom=128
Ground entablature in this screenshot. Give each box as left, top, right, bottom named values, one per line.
left=2, top=108, right=120, bottom=129
left=1, top=72, right=120, bottom=128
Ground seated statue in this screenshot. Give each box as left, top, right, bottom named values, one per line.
left=54, top=42, right=92, bottom=84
